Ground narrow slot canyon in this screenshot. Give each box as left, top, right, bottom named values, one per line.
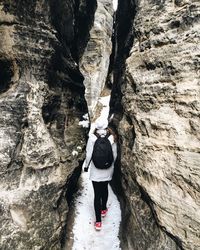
left=0, top=0, right=199, bottom=250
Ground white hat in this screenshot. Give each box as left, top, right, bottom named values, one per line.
left=95, top=119, right=108, bottom=130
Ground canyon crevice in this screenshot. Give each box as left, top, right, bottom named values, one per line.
left=0, top=0, right=199, bottom=249
left=80, top=0, right=114, bottom=118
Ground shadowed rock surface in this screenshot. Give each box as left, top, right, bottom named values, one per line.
left=111, top=0, right=200, bottom=249
left=0, top=1, right=95, bottom=249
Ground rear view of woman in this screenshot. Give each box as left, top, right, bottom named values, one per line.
left=84, top=119, right=118, bottom=231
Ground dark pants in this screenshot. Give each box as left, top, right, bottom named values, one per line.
left=92, top=181, right=109, bottom=222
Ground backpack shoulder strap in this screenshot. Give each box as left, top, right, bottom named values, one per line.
left=94, top=132, right=100, bottom=138
left=105, top=132, right=111, bottom=139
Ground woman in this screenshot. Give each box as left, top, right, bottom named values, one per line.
left=84, top=119, right=118, bottom=231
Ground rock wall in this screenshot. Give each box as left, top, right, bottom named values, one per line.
left=80, top=0, right=114, bottom=118
left=0, top=1, right=94, bottom=249
left=112, top=0, right=200, bottom=249
left=1, top=0, right=199, bottom=249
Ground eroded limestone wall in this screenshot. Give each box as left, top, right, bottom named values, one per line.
left=80, top=0, right=114, bottom=118
left=0, top=1, right=94, bottom=249
left=114, top=0, right=200, bottom=249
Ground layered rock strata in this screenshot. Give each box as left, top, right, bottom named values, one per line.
left=0, top=1, right=93, bottom=249
left=113, top=0, right=200, bottom=249
left=80, top=0, right=114, bottom=118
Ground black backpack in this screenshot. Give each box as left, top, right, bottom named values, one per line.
left=92, top=134, right=114, bottom=169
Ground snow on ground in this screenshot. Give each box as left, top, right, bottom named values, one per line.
left=72, top=171, right=121, bottom=250
left=72, top=95, right=121, bottom=250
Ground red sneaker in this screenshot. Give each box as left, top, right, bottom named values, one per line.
left=101, top=209, right=108, bottom=217
left=95, top=222, right=102, bottom=230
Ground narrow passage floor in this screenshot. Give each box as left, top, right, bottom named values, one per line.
left=71, top=95, right=121, bottom=250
